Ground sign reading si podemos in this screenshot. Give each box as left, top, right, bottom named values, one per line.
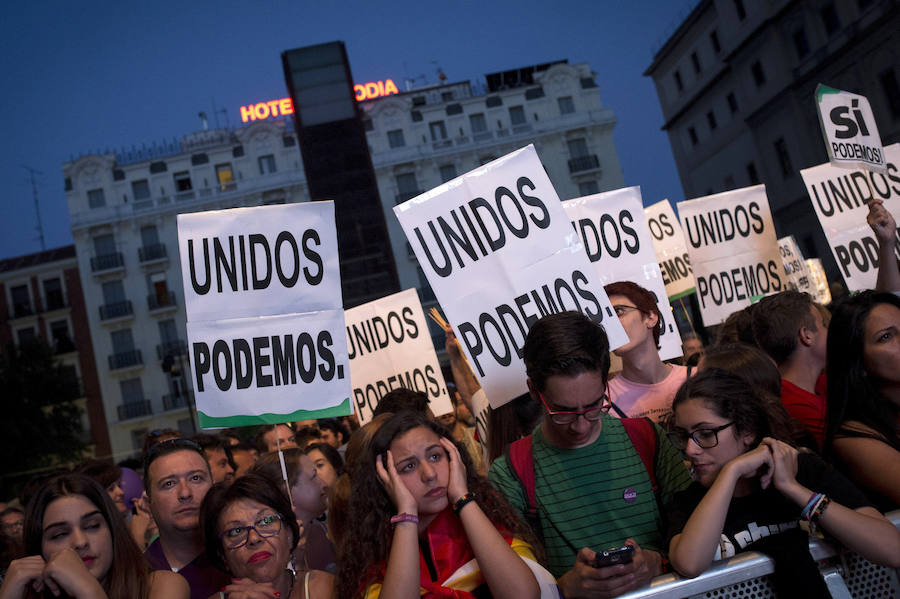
left=678, top=185, right=783, bottom=325
left=644, top=199, right=696, bottom=300
left=177, top=202, right=352, bottom=428
left=345, top=288, right=452, bottom=424
left=801, top=143, right=900, bottom=291
left=394, top=145, right=628, bottom=407
left=815, top=84, right=886, bottom=172
left=562, top=187, right=682, bottom=361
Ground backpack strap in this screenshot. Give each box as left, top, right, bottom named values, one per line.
left=506, top=436, right=540, bottom=537
left=621, top=417, right=658, bottom=491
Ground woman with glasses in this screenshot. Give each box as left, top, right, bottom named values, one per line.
left=200, top=472, right=332, bottom=599
left=666, top=369, right=900, bottom=594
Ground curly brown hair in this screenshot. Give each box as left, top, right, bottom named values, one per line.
left=335, top=411, right=542, bottom=599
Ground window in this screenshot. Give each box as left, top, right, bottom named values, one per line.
left=411, top=110, right=423, bottom=122
left=215, top=163, right=234, bottom=188
left=43, top=277, right=64, bottom=310
left=469, top=113, right=487, bottom=133
left=395, top=173, right=419, bottom=204
left=727, top=92, right=739, bottom=114
left=485, top=96, right=502, bottom=108
left=821, top=3, right=840, bottom=35
left=429, top=121, right=448, bottom=141
left=567, top=138, right=590, bottom=158
left=102, top=280, right=126, bottom=306
left=173, top=171, right=192, bottom=192
left=439, top=164, right=457, bottom=183
left=412, top=96, right=426, bottom=107
left=674, top=70, right=684, bottom=92
left=446, top=103, right=463, bottom=115
left=149, top=161, right=167, bottom=174
left=283, top=135, right=296, bottom=147
left=111, top=329, right=135, bottom=355
left=880, top=69, right=900, bottom=118
left=747, top=162, right=760, bottom=184
left=578, top=181, right=600, bottom=196
left=706, top=111, right=718, bottom=130
left=87, top=188, right=105, bottom=209
left=441, top=91, right=454, bottom=102
left=688, top=126, right=699, bottom=146
left=509, top=106, right=526, bottom=126
left=691, top=52, right=701, bottom=74
left=258, top=154, right=276, bottom=175
left=774, top=138, right=793, bottom=178
left=793, top=28, right=810, bottom=59
left=93, top=234, right=116, bottom=258
left=525, top=87, right=545, bottom=100
left=580, top=77, right=598, bottom=89
left=191, top=153, right=209, bottom=165
left=120, top=378, right=144, bottom=404
left=50, top=320, right=73, bottom=353
left=17, top=327, right=36, bottom=345
left=734, top=0, right=746, bottom=21
left=751, top=61, right=766, bottom=87
left=388, top=129, right=405, bottom=148
left=558, top=96, right=575, bottom=115
left=710, top=30, right=721, bottom=53
left=232, top=145, right=245, bottom=158
left=10, top=284, right=31, bottom=317
left=131, top=180, right=150, bottom=201
left=159, top=319, right=178, bottom=344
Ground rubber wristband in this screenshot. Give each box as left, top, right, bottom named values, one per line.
left=811, top=495, right=831, bottom=523
left=390, top=513, right=419, bottom=525
left=453, top=492, right=476, bottom=514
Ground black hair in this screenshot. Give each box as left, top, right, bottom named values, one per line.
left=317, top=419, right=350, bottom=445
left=142, top=438, right=210, bottom=495
left=373, top=388, right=431, bottom=417
left=304, top=442, right=344, bottom=476
left=523, top=311, right=610, bottom=392
left=751, top=290, right=817, bottom=364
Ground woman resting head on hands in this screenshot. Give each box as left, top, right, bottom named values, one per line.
left=825, top=290, right=900, bottom=510
left=666, top=370, right=900, bottom=595
left=201, top=472, right=331, bottom=599
left=0, top=474, right=186, bottom=599
left=336, top=410, right=554, bottom=599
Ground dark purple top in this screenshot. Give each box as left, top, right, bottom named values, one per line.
left=145, top=538, right=230, bottom=599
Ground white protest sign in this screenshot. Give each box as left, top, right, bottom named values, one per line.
left=815, top=84, right=886, bottom=172
left=678, top=185, right=784, bottom=325
left=778, top=236, right=815, bottom=296
left=345, top=288, right=451, bottom=424
left=394, top=145, right=627, bottom=408
left=177, top=202, right=352, bottom=428
left=800, top=144, right=900, bottom=292
left=805, top=258, right=832, bottom=305
left=644, top=199, right=696, bottom=300
left=563, top=187, right=681, bottom=361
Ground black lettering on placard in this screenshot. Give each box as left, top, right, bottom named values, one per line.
left=808, top=161, right=900, bottom=217
left=696, top=260, right=783, bottom=309
left=572, top=210, right=641, bottom=262
left=834, top=235, right=885, bottom=277
left=352, top=363, right=442, bottom=420
left=185, top=230, right=325, bottom=295
left=647, top=212, right=675, bottom=241
left=829, top=99, right=871, bottom=139
left=457, top=269, right=603, bottom=377
left=684, top=202, right=765, bottom=248
left=660, top=253, right=693, bottom=285
left=191, top=329, right=342, bottom=393
left=412, top=176, right=551, bottom=278
left=346, top=307, right=421, bottom=359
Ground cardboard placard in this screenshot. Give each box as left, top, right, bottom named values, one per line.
left=815, top=84, right=886, bottom=172
left=644, top=199, right=696, bottom=300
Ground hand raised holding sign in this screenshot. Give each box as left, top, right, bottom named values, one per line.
left=868, top=198, right=900, bottom=293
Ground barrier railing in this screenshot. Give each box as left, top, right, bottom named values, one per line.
left=616, top=510, right=900, bottom=599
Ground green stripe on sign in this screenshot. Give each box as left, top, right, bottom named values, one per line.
left=668, top=288, right=696, bottom=301
left=197, top=397, right=352, bottom=428
left=815, top=83, right=840, bottom=103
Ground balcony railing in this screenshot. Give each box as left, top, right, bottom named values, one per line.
left=162, top=392, right=193, bottom=411
left=90, top=252, right=124, bottom=272
left=138, top=243, right=167, bottom=262
left=148, top=291, right=177, bottom=311
left=157, top=339, right=187, bottom=360
left=99, top=300, right=133, bottom=321
left=117, top=400, right=152, bottom=421
left=568, top=154, right=600, bottom=173
left=44, top=294, right=67, bottom=311
left=108, top=349, right=142, bottom=370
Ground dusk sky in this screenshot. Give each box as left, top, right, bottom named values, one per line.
left=0, top=1, right=696, bottom=261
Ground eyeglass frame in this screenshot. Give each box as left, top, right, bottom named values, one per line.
left=666, top=422, right=736, bottom=451
left=219, top=513, right=285, bottom=550
left=537, top=390, right=611, bottom=425
left=612, top=304, right=644, bottom=317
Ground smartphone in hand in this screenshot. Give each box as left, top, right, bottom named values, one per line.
left=592, top=545, right=635, bottom=568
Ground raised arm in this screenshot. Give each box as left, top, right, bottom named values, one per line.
left=445, top=326, right=481, bottom=413
left=374, top=450, right=421, bottom=599
left=868, top=199, right=900, bottom=293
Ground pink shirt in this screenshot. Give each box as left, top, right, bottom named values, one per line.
left=607, top=364, right=689, bottom=423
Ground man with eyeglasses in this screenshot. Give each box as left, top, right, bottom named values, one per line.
left=143, top=438, right=230, bottom=599
left=604, top=281, right=690, bottom=423
left=489, top=311, right=692, bottom=599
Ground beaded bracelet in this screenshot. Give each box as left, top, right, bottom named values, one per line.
left=390, top=513, right=419, bottom=526
left=453, top=492, right=477, bottom=514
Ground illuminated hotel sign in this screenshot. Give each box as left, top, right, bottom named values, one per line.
left=240, top=79, right=400, bottom=123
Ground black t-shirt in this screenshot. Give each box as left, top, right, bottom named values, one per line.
left=666, top=452, right=872, bottom=560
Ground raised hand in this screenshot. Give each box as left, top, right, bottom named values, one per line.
left=439, top=437, right=468, bottom=503
left=375, top=449, right=418, bottom=514
left=0, top=555, right=47, bottom=599
left=41, top=548, right=106, bottom=599
left=867, top=198, right=896, bottom=244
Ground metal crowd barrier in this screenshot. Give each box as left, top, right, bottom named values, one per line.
left=616, top=510, right=900, bottom=599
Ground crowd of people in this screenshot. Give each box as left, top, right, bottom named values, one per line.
left=1, top=210, right=900, bottom=599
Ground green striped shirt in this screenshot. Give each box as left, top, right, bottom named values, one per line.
left=489, top=415, right=691, bottom=578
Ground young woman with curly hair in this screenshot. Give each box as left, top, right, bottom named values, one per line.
left=336, top=411, right=554, bottom=599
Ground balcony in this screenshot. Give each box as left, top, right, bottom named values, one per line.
left=148, top=291, right=177, bottom=313
left=138, top=243, right=167, bottom=263
left=109, top=349, right=143, bottom=371
left=395, top=190, right=423, bottom=205
left=512, top=123, right=533, bottom=135
left=157, top=339, right=188, bottom=360
left=90, top=252, right=124, bottom=273
left=432, top=139, right=453, bottom=151
left=162, top=391, right=193, bottom=412
left=568, top=154, right=600, bottom=173
left=117, top=400, right=152, bottom=421
left=99, top=300, right=133, bottom=321
left=472, top=131, right=493, bottom=142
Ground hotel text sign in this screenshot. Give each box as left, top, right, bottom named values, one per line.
left=240, top=79, right=400, bottom=122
